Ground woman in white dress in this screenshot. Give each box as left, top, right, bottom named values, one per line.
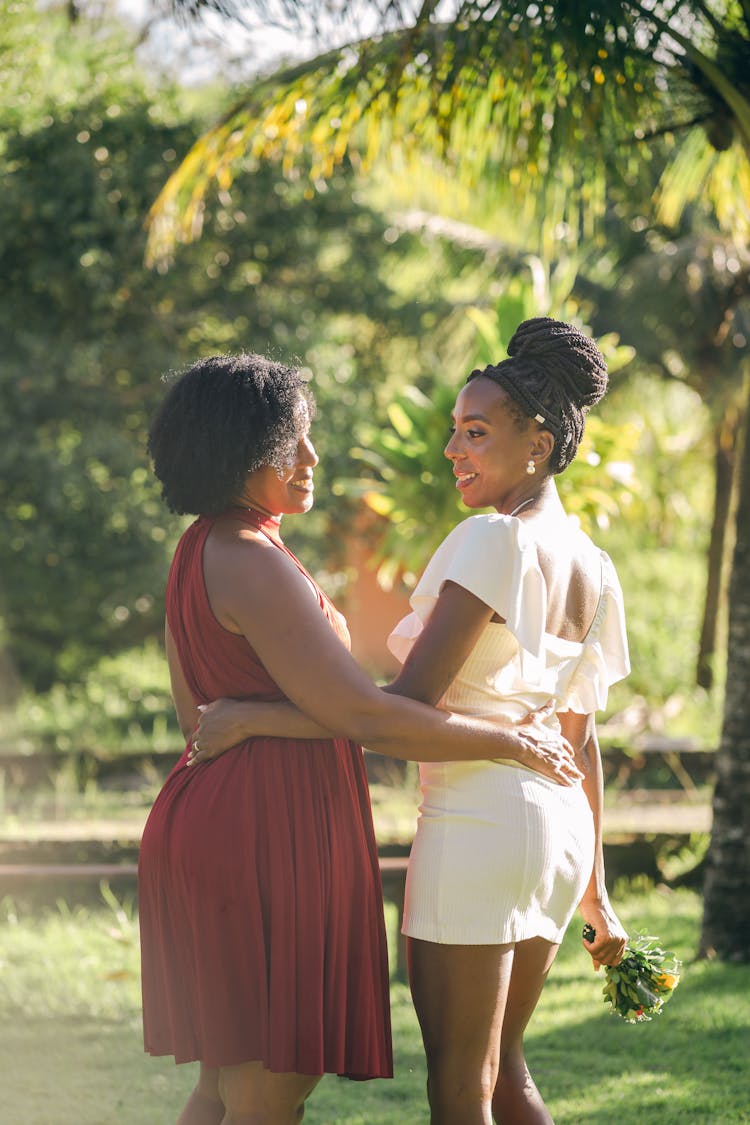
left=193, top=317, right=629, bottom=1124
left=383, top=317, right=630, bottom=1123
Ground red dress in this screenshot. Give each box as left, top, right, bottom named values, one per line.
left=138, top=507, right=393, bottom=1078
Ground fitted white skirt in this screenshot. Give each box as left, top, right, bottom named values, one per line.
left=402, top=758, right=594, bottom=945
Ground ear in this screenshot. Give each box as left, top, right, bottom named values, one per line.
left=530, top=428, right=555, bottom=468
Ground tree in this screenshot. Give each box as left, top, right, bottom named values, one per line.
left=700, top=396, right=750, bottom=960
left=149, top=2, right=749, bottom=256
left=0, top=4, right=460, bottom=692
left=0, top=12, right=196, bottom=691
left=156, top=0, right=750, bottom=959
left=583, top=224, right=750, bottom=689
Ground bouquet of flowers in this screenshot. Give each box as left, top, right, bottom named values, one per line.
left=582, top=924, right=682, bottom=1023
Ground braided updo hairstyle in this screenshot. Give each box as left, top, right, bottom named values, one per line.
left=467, top=317, right=608, bottom=473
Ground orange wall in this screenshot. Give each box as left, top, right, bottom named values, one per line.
left=338, top=530, right=412, bottom=679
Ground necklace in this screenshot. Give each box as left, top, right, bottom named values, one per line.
left=509, top=497, right=535, bottom=518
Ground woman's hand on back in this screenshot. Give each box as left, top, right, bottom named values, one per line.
left=507, top=703, right=583, bottom=786
left=188, top=696, right=334, bottom=765
left=188, top=698, right=252, bottom=765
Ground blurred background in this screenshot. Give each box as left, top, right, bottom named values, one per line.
left=2, top=3, right=749, bottom=1120
left=2, top=0, right=744, bottom=754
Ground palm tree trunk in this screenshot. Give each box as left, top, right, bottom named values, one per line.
left=696, top=408, right=741, bottom=689
left=699, top=393, right=750, bottom=961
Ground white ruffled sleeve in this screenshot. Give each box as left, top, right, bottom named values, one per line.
left=387, top=516, right=630, bottom=715
left=562, top=554, right=630, bottom=713
left=387, top=514, right=547, bottom=666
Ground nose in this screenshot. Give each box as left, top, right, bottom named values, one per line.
left=444, top=430, right=459, bottom=460
left=299, top=435, right=319, bottom=467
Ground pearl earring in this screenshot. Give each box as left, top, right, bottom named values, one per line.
left=526, top=459, right=536, bottom=475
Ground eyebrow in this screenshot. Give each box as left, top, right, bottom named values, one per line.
left=453, top=412, right=492, bottom=423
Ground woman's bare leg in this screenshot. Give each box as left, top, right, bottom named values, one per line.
left=218, top=1061, right=321, bottom=1125
left=408, top=936, right=514, bottom=1125
left=176, top=1064, right=224, bottom=1125
left=491, top=936, right=559, bottom=1124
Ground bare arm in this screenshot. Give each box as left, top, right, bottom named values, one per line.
left=558, top=710, right=628, bottom=969
left=189, top=528, right=579, bottom=782
left=192, top=577, right=491, bottom=759
left=191, top=695, right=335, bottom=761
left=384, top=580, right=494, bottom=705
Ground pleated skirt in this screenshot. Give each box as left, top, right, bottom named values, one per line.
left=138, top=736, right=393, bottom=1078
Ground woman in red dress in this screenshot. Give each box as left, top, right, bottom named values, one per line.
left=139, top=353, right=580, bottom=1125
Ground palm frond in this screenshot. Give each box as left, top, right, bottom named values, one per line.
left=147, top=2, right=750, bottom=264
left=655, top=131, right=750, bottom=237
left=147, top=11, right=663, bottom=263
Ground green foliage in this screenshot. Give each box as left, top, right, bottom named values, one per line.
left=465, top=260, right=582, bottom=358
left=0, top=0, right=735, bottom=749
left=0, top=888, right=141, bottom=1020
left=147, top=2, right=655, bottom=259
left=0, top=11, right=210, bottom=689
left=0, top=2, right=462, bottom=692
left=154, top=2, right=750, bottom=261
left=339, top=272, right=641, bottom=586
left=588, top=221, right=750, bottom=420
left=592, top=374, right=716, bottom=718
left=342, top=380, right=465, bottom=586
left=607, top=545, right=707, bottom=704
left=7, top=642, right=179, bottom=755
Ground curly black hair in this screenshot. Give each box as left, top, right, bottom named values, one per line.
left=148, top=353, right=315, bottom=515
left=468, top=317, right=608, bottom=474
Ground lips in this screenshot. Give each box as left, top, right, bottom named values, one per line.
left=290, top=477, right=314, bottom=492
left=454, top=471, right=477, bottom=490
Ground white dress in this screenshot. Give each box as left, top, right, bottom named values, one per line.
left=387, top=513, right=630, bottom=945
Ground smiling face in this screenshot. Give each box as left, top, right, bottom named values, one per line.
left=445, top=376, right=549, bottom=511
left=240, top=397, right=319, bottom=517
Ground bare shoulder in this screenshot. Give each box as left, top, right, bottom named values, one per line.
left=532, top=514, right=602, bottom=576
left=530, top=515, right=604, bottom=640
left=209, top=521, right=298, bottom=579
left=207, top=513, right=270, bottom=548
left=203, top=519, right=311, bottom=631
left=205, top=520, right=277, bottom=574
left=568, top=523, right=606, bottom=576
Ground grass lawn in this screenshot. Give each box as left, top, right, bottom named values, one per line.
left=1, top=886, right=748, bottom=1124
